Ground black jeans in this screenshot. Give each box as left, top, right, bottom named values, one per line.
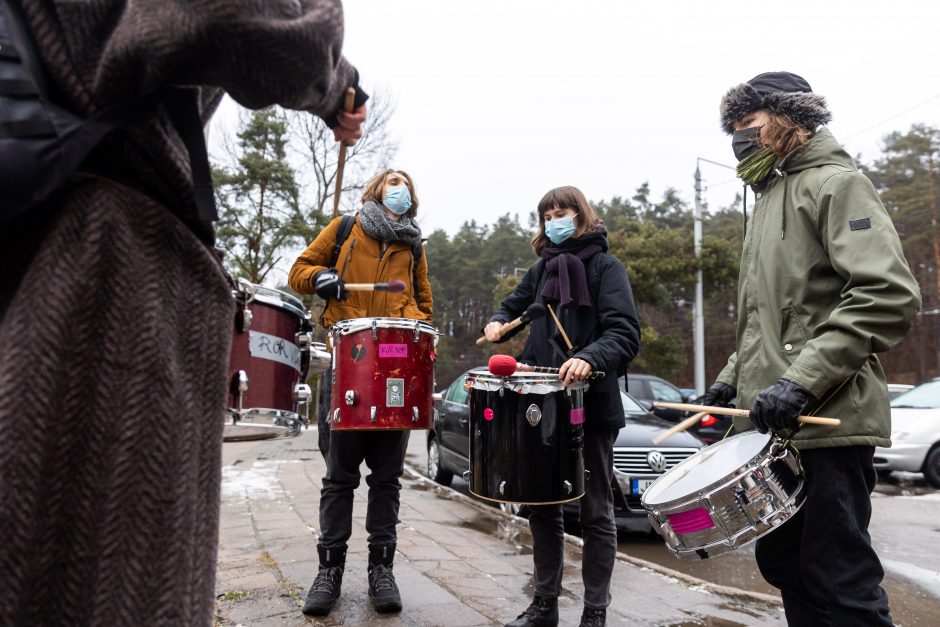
left=755, top=445, right=893, bottom=626
left=318, top=426, right=411, bottom=550
left=528, top=427, right=618, bottom=609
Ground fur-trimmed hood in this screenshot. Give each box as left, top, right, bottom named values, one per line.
left=719, top=72, right=832, bottom=134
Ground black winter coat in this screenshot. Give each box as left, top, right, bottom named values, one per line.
left=490, top=231, right=640, bottom=431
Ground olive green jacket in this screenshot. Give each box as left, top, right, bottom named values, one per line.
left=717, top=128, right=921, bottom=449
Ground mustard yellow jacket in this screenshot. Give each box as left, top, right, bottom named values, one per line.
left=288, top=215, right=432, bottom=328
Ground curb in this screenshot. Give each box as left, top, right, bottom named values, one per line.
left=401, top=462, right=782, bottom=609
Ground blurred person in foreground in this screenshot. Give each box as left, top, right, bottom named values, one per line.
left=0, top=1, right=365, bottom=625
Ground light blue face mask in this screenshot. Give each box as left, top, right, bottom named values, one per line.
left=544, top=215, right=576, bottom=244
left=383, top=185, right=412, bottom=215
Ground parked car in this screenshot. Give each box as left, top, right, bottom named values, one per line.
left=887, top=383, right=914, bottom=400
left=873, top=380, right=940, bottom=487
left=621, top=373, right=732, bottom=443
left=427, top=369, right=706, bottom=532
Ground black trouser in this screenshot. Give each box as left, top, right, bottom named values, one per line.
left=528, top=427, right=618, bottom=609
left=317, top=426, right=411, bottom=550
left=755, top=445, right=893, bottom=626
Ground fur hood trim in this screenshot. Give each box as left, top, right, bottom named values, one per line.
left=720, top=82, right=831, bottom=134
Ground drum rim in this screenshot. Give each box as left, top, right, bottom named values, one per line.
left=641, top=431, right=774, bottom=508
left=234, top=281, right=308, bottom=320
left=331, top=316, right=440, bottom=336
left=466, top=369, right=589, bottom=391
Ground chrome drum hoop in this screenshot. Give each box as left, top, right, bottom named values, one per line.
left=641, top=432, right=805, bottom=560
left=466, top=371, right=589, bottom=395
left=227, top=408, right=303, bottom=437
left=233, top=279, right=308, bottom=320
left=331, top=317, right=440, bottom=342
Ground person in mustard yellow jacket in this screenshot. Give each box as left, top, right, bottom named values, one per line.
left=288, top=168, right=431, bottom=618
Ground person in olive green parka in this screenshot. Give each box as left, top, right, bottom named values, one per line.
left=698, top=72, right=920, bottom=626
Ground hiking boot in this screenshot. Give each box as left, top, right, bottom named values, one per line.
left=367, top=543, right=402, bottom=613
left=579, top=607, right=607, bottom=627
left=504, top=595, right=559, bottom=627
left=301, top=544, right=346, bottom=617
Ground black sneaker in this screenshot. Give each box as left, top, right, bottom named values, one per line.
left=579, top=607, right=606, bottom=627
left=367, top=563, right=402, bottom=613
left=504, top=595, right=559, bottom=627
left=301, top=565, right=344, bottom=616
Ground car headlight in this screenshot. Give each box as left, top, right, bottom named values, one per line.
left=891, top=431, right=908, bottom=441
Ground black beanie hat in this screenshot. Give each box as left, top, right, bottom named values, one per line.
left=719, top=71, right=832, bottom=134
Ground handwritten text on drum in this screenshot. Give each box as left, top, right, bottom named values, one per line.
left=378, top=344, right=408, bottom=358
left=248, top=331, right=301, bottom=372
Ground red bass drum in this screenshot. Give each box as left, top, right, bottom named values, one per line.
left=329, top=317, right=440, bottom=430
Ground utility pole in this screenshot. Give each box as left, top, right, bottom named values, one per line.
left=693, top=157, right=737, bottom=395
left=693, top=164, right=705, bottom=395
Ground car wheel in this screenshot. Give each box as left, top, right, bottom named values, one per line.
left=923, top=446, right=940, bottom=489
left=427, top=436, right=453, bottom=486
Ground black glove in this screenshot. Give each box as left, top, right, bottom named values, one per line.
left=749, top=378, right=815, bottom=434
left=693, top=382, right=737, bottom=408
left=314, top=271, right=347, bottom=300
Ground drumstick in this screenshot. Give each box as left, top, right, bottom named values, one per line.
left=651, top=412, right=707, bottom=445
left=332, top=87, right=358, bottom=218
left=343, top=280, right=406, bottom=293
left=488, top=355, right=605, bottom=379
left=546, top=304, right=574, bottom=351
left=652, top=401, right=841, bottom=426
left=475, top=303, right=546, bottom=345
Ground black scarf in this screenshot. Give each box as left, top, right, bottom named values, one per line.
left=539, top=232, right=605, bottom=309
left=357, top=201, right=423, bottom=247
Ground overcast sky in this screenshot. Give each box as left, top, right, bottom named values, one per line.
left=210, top=0, right=940, bottom=240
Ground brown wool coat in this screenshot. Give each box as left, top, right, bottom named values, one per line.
left=1, top=2, right=357, bottom=625
left=289, top=215, right=433, bottom=328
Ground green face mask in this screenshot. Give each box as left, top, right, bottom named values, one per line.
left=736, top=147, right=777, bottom=185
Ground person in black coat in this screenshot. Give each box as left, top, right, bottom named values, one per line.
left=484, top=186, right=640, bottom=627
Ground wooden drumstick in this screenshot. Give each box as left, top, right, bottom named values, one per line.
left=652, top=401, right=841, bottom=426
left=343, top=280, right=406, bottom=293
left=332, top=87, right=358, bottom=218
left=651, top=412, right=707, bottom=445
left=546, top=303, right=574, bottom=351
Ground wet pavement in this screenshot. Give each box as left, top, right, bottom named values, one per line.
left=214, top=429, right=787, bottom=625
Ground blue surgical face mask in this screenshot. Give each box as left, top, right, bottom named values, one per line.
left=544, top=215, right=576, bottom=244
left=383, top=185, right=412, bottom=215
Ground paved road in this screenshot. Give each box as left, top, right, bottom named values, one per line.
left=406, top=430, right=940, bottom=627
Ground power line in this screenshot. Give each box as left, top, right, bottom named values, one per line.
left=843, top=92, right=940, bottom=141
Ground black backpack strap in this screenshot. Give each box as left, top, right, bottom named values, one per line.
left=330, top=214, right=356, bottom=269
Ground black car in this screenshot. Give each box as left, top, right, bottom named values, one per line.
left=427, top=370, right=706, bottom=532
left=622, top=373, right=732, bottom=444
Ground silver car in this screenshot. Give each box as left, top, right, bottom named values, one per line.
left=874, top=380, right=940, bottom=487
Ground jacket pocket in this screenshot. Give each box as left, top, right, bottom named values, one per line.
left=779, top=305, right=809, bottom=363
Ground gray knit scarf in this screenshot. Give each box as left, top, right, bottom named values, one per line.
left=358, top=201, right=423, bottom=248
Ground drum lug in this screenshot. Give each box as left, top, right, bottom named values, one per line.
left=332, top=408, right=340, bottom=424
left=525, top=404, right=542, bottom=427
left=499, top=480, right=507, bottom=496
left=294, top=383, right=312, bottom=427
left=370, top=406, right=377, bottom=423
left=413, top=320, right=420, bottom=342
left=235, top=308, right=253, bottom=333
left=462, top=470, right=471, bottom=481
left=344, top=390, right=358, bottom=406
left=295, top=331, right=312, bottom=349
left=371, top=319, right=378, bottom=340
left=236, top=370, right=249, bottom=393
left=412, top=406, right=420, bottom=422
left=564, top=480, right=573, bottom=494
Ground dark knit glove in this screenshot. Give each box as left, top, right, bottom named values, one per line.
left=693, top=382, right=737, bottom=408
left=314, top=271, right=347, bottom=300
left=750, top=379, right=815, bottom=434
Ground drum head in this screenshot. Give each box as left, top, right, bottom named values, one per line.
left=643, top=431, right=771, bottom=505
left=332, top=316, right=440, bottom=337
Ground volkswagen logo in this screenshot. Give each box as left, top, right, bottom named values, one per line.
left=647, top=450, right=668, bottom=473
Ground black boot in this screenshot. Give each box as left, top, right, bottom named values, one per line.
left=301, top=544, right=346, bottom=616
left=504, top=595, right=559, bottom=627
left=579, top=607, right=606, bottom=627
left=367, top=542, right=402, bottom=613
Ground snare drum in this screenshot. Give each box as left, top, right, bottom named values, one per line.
left=227, top=281, right=314, bottom=436
left=641, top=431, right=805, bottom=560
left=329, top=317, right=440, bottom=430
left=466, top=371, right=587, bottom=505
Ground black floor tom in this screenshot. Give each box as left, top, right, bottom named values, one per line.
left=467, top=371, right=587, bottom=505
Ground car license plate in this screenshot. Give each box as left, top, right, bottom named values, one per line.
left=631, top=479, right=654, bottom=495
